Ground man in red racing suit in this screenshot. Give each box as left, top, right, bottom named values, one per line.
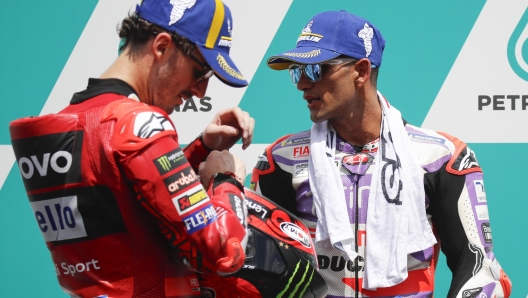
left=9, top=0, right=255, bottom=297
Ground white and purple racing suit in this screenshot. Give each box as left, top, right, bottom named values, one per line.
left=250, top=122, right=512, bottom=298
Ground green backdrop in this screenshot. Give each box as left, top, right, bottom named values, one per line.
left=0, top=0, right=526, bottom=297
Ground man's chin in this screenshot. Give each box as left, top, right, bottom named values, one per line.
left=310, top=114, right=325, bottom=123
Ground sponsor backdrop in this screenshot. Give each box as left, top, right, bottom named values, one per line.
left=0, top=0, right=526, bottom=296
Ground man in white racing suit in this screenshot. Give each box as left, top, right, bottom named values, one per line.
left=250, top=10, right=512, bottom=298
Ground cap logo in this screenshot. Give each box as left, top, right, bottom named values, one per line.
left=216, top=53, right=245, bottom=80
left=169, top=0, right=197, bottom=26
left=283, top=49, right=321, bottom=58
left=302, top=21, right=313, bottom=33
left=358, top=23, right=374, bottom=57
left=296, top=20, right=322, bottom=43
left=218, top=18, right=232, bottom=48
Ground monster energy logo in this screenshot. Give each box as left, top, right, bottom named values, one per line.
left=153, top=148, right=185, bottom=174
left=157, top=156, right=171, bottom=171
left=277, top=261, right=315, bottom=298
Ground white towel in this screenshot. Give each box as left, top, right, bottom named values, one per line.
left=308, top=91, right=437, bottom=290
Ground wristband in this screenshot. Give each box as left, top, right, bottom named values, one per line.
left=198, top=132, right=214, bottom=152
left=212, top=172, right=244, bottom=192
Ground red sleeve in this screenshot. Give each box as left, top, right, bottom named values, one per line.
left=183, top=133, right=212, bottom=173
left=101, top=99, right=247, bottom=275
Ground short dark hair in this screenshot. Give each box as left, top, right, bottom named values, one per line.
left=117, top=15, right=196, bottom=59
left=336, top=55, right=379, bottom=86
left=370, top=67, right=379, bottom=87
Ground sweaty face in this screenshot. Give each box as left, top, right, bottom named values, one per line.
left=151, top=47, right=210, bottom=115
left=296, top=62, right=358, bottom=124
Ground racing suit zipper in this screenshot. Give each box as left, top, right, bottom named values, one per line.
left=354, top=175, right=360, bottom=298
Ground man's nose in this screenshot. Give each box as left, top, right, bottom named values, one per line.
left=190, top=78, right=209, bottom=98
left=296, top=71, right=313, bottom=91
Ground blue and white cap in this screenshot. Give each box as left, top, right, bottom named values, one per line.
left=136, top=0, right=247, bottom=87
left=267, top=10, right=386, bottom=70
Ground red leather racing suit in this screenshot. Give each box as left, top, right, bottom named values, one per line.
left=9, top=78, right=247, bottom=298
left=250, top=122, right=512, bottom=298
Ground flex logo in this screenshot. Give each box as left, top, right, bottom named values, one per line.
left=154, top=147, right=185, bottom=175
left=30, top=195, right=87, bottom=242
left=11, top=131, right=83, bottom=191
left=508, top=8, right=528, bottom=81
left=183, top=204, right=217, bottom=234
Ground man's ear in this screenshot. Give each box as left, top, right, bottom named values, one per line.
left=354, top=58, right=372, bottom=88
left=151, top=32, right=173, bottom=60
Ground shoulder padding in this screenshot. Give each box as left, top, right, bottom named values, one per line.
left=253, top=134, right=292, bottom=175
left=100, top=99, right=177, bottom=152
left=437, top=131, right=482, bottom=175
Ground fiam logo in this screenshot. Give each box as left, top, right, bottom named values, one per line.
left=154, top=148, right=185, bottom=175
left=508, top=8, right=528, bottom=81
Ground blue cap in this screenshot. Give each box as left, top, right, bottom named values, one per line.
left=267, top=10, right=385, bottom=70
left=136, top=0, right=247, bottom=87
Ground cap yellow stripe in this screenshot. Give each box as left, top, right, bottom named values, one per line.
left=205, top=0, right=225, bottom=49
left=300, top=33, right=323, bottom=38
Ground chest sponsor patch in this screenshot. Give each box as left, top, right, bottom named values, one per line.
left=163, top=166, right=198, bottom=194
left=294, top=163, right=309, bottom=177
left=182, top=204, right=217, bottom=234
left=282, top=136, right=310, bottom=147
left=293, top=145, right=310, bottom=158
left=341, top=153, right=373, bottom=176
left=154, top=147, right=186, bottom=175
left=172, top=184, right=210, bottom=215
left=408, top=133, right=445, bottom=144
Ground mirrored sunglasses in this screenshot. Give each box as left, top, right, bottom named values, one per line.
left=288, top=58, right=358, bottom=84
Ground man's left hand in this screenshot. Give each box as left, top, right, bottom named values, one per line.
left=202, top=107, right=254, bottom=151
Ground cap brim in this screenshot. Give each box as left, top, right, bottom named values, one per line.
left=198, top=47, right=248, bottom=88
left=266, top=46, right=340, bottom=70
